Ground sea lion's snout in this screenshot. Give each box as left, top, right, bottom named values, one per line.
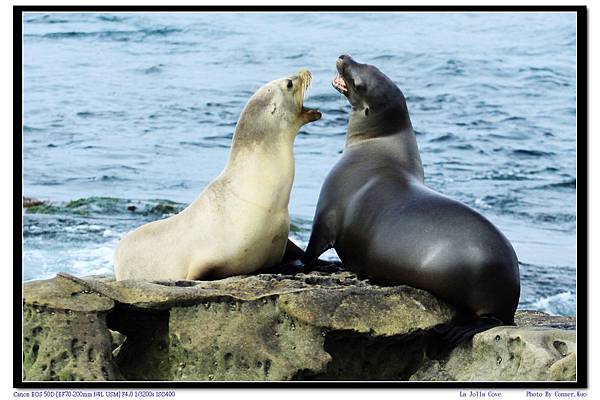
left=336, top=56, right=346, bottom=72
left=295, top=69, right=321, bottom=124
left=333, top=55, right=355, bottom=94
left=336, top=54, right=355, bottom=70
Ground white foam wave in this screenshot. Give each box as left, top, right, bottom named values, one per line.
left=530, top=291, right=576, bottom=317
left=23, top=239, right=119, bottom=281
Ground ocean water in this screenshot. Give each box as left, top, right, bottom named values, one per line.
left=22, top=12, right=578, bottom=316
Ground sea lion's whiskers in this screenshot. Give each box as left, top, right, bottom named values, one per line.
left=300, top=70, right=312, bottom=105
left=305, top=70, right=312, bottom=92
left=302, top=82, right=309, bottom=102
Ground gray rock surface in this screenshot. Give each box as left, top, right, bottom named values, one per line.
left=411, top=326, right=577, bottom=381
left=21, top=268, right=576, bottom=381
left=22, top=275, right=123, bottom=381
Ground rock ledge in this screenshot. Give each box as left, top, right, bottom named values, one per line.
left=22, top=268, right=576, bottom=381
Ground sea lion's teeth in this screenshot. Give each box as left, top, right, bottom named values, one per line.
left=332, top=73, right=348, bottom=93
left=333, top=73, right=347, bottom=87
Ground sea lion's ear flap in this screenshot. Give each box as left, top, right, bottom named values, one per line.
left=271, top=103, right=277, bottom=114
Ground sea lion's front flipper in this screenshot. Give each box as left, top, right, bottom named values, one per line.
left=302, top=207, right=337, bottom=267
left=258, top=239, right=307, bottom=275
left=260, top=238, right=332, bottom=275
left=282, top=238, right=305, bottom=263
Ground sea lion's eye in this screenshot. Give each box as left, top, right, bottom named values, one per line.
left=287, top=80, right=293, bottom=89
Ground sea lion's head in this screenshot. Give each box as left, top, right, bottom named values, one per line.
left=271, top=69, right=322, bottom=127
left=234, top=70, right=321, bottom=146
left=332, top=55, right=411, bottom=134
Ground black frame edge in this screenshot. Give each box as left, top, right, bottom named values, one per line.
left=13, top=5, right=588, bottom=12
left=14, top=4, right=24, bottom=390
left=14, top=4, right=588, bottom=390
left=576, top=5, right=588, bottom=390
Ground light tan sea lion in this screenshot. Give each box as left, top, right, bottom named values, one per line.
left=115, top=69, right=321, bottom=281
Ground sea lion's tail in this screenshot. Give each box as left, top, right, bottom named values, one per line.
left=430, top=315, right=505, bottom=353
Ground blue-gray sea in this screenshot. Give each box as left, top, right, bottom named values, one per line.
left=22, top=12, right=577, bottom=316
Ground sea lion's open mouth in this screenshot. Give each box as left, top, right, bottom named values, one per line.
left=301, top=105, right=321, bottom=121
left=298, top=69, right=321, bottom=122
left=332, top=72, right=348, bottom=94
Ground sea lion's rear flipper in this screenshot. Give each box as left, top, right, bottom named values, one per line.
left=430, top=315, right=504, bottom=354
